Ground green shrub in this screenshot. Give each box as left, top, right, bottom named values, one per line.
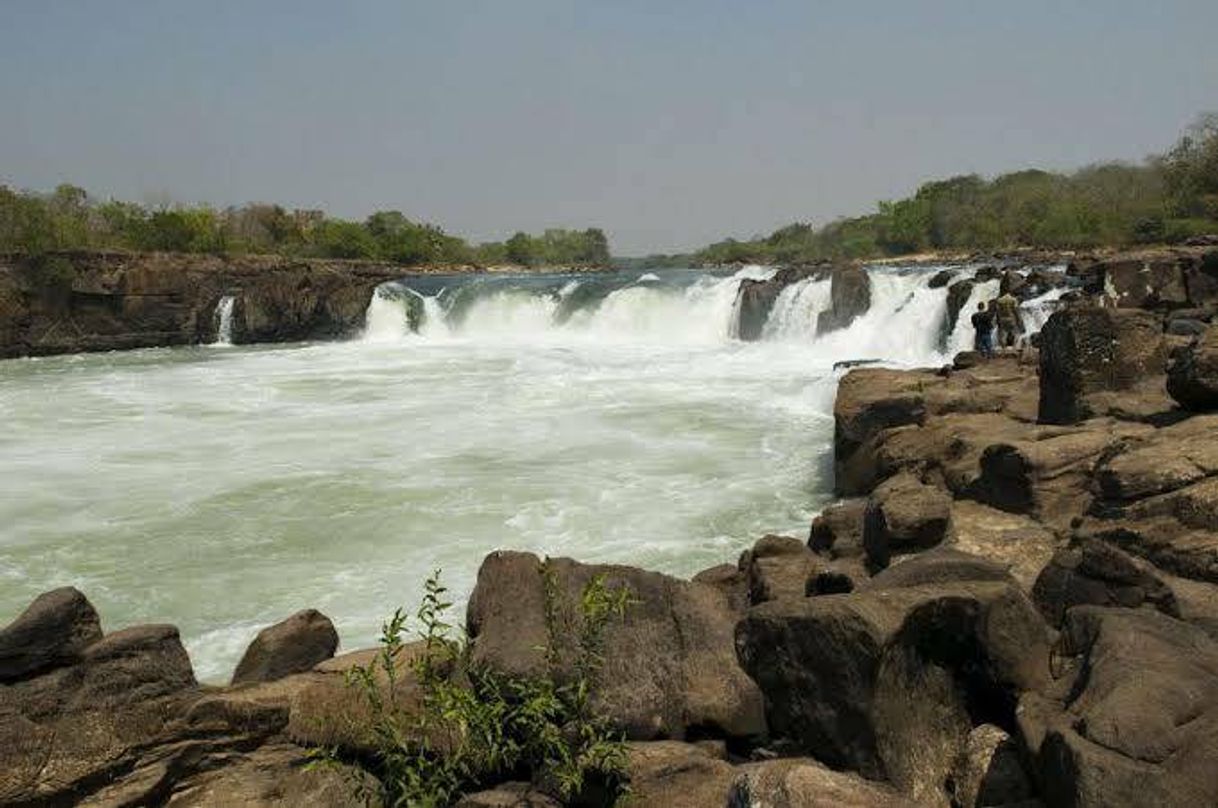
left=316, top=566, right=633, bottom=807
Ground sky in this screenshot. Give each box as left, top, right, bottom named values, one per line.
left=2, top=1, right=1217, bottom=255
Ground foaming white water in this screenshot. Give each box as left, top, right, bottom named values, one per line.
left=213, top=296, right=236, bottom=346
left=364, top=287, right=410, bottom=342
left=1021, top=286, right=1067, bottom=333
left=763, top=277, right=832, bottom=341
left=636, top=273, right=661, bottom=283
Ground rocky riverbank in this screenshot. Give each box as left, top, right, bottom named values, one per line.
left=4, top=246, right=1218, bottom=807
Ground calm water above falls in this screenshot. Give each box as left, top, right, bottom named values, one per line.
left=0, top=265, right=1058, bottom=681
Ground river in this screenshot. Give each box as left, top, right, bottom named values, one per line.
left=0, top=265, right=1059, bottom=681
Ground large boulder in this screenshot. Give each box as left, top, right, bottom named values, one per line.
left=739, top=534, right=819, bottom=604
left=726, top=758, right=907, bottom=808
left=1167, top=323, right=1218, bottom=410
left=232, top=609, right=339, bottom=684
left=1023, top=607, right=1218, bottom=808
left=1097, top=257, right=1189, bottom=309
left=736, top=573, right=1049, bottom=803
left=948, top=724, right=1035, bottom=808
left=834, top=368, right=931, bottom=495
left=1038, top=307, right=1169, bottom=425
left=862, top=472, right=953, bottom=569
left=625, top=741, right=735, bottom=807
left=0, top=586, right=103, bottom=683
left=942, top=278, right=976, bottom=350
left=817, top=265, right=872, bottom=334
left=466, top=551, right=766, bottom=741
left=1031, top=538, right=1180, bottom=627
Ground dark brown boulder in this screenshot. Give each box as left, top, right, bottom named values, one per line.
left=928, top=268, right=957, bottom=289
left=1167, top=323, right=1218, bottom=410
left=833, top=368, right=930, bottom=495
left=739, top=534, right=819, bottom=604
left=864, top=547, right=1013, bottom=591
left=0, top=587, right=103, bottom=683
left=862, top=472, right=953, bottom=568
left=232, top=608, right=339, bottom=684
left=949, top=724, right=1036, bottom=808
left=1037, top=307, right=1168, bottom=424
left=941, top=278, right=976, bottom=349
left=808, top=498, right=867, bottom=558
left=625, top=741, right=735, bottom=807
left=1026, top=607, right=1218, bottom=808
left=1031, top=539, right=1180, bottom=627
left=736, top=579, right=1049, bottom=801
left=817, top=265, right=872, bottom=334
left=467, top=551, right=766, bottom=741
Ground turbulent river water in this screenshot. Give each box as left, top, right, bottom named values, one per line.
left=0, top=265, right=1062, bottom=681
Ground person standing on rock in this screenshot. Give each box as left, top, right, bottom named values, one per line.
left=994, top=290, right=1023, bottom=349
left=971, top=301, right=995, bottom=358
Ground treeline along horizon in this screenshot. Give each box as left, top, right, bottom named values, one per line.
left=0, top=186, right=611, bottom=269
left=693, top=113, right=1218, bottom=265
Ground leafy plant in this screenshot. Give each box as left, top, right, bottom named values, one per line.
left=316, top=565, right=633, bottom=807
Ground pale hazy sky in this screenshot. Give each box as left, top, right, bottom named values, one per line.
left=2, top=1, right=1217, bottom=254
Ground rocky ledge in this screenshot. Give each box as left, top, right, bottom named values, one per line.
left=0, top=251, right=426, bottom=359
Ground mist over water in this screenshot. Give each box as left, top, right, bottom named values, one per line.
left=0, top=265, right=1059, bottom=681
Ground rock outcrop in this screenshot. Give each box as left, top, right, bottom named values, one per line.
left=1038, top=306, right=1169, bottom=424
left=1167, top=323, right=1218, bottom=410
left=231, top=608, right=339, bottom=684
left=0, top=251, right=407, bottom=358
left=466, top=551, right=767, bottom=741
left=816, top=264, right=872, bottom=335
left=733, top=265, right=825, bottom=340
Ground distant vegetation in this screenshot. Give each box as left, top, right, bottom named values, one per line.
left=0, top=185, right=610, bottom=268
left=696, top=113, right=1218, bottom=265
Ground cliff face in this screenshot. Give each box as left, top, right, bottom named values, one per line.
left=0, top=252, right=409, bottom=359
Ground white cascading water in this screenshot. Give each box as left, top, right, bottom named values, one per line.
left=362, top=264, right=1059, bottom=365
left=213, top=296, right=236, bottom=346
left=363, top=287, right=410, bottom=342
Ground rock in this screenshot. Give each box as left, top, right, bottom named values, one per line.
left=1029, top=607, right=1218, bottom=808
left=949, top=724, right=1035, bottom=808
left=625, top=741, right=735, bottom=807
left=285, top=644, right=428, bottom=754
left=467, top=551, right=766, bottom=741
left=740, top=534, right=819, bottom=604
left=974, top=265, right=1001, bottom=283
left=970, top=422, right=1148, bottom=530
left=1093, top=416, right=1218, bottom=501
left=1081, top=476, right=1218, bottom=584
left=1031, top=539, right=1180, bottom=627
left=808, top=499, right=867, bottom=559
left=1166, top=316, right=1208, bottom=336
left=0, top=252, right=397, bottom=358
left=733, top=266, right=824, bottom=341
left=817, top=265, right=872, bottom=334
left=726, top=758, right=907, bottom=808
left=947, top=501, right=1059, bottom=591
left=736, top=580, right=1049, bottom=800
left=1167, top=323, right=1218, bottom=410
left=0, top=622, right=199, bottom=805
left=942, top=278, right=975, bottom=349
left=232, top=609, right=339, bottom=685
left=928, top=269, right=957, bottom=289
left=1097, top=257, right=1189, bottom=310
left=454, top=783, right=562, bottom=808
left=1038, top=307, right=1168, bottom=425
left=999, top=269, right=1026, bottom=298
left=691, top=563, right=750, bottom=612
left=1183, top=250, right=1218, bottom=306
left=0, top=587, right=103, bottom=683
left=834, top=368, right=930, bottom=495
left=864, top=547, right=1014, bottom=591
left=862, top=472, right=953, bottom=568
left=159, top=745, right=375, bottom=807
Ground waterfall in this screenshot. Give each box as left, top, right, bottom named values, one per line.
left=357, top=265, right=1060, bottom=366
left=213, top=296, right=236, bottom=346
